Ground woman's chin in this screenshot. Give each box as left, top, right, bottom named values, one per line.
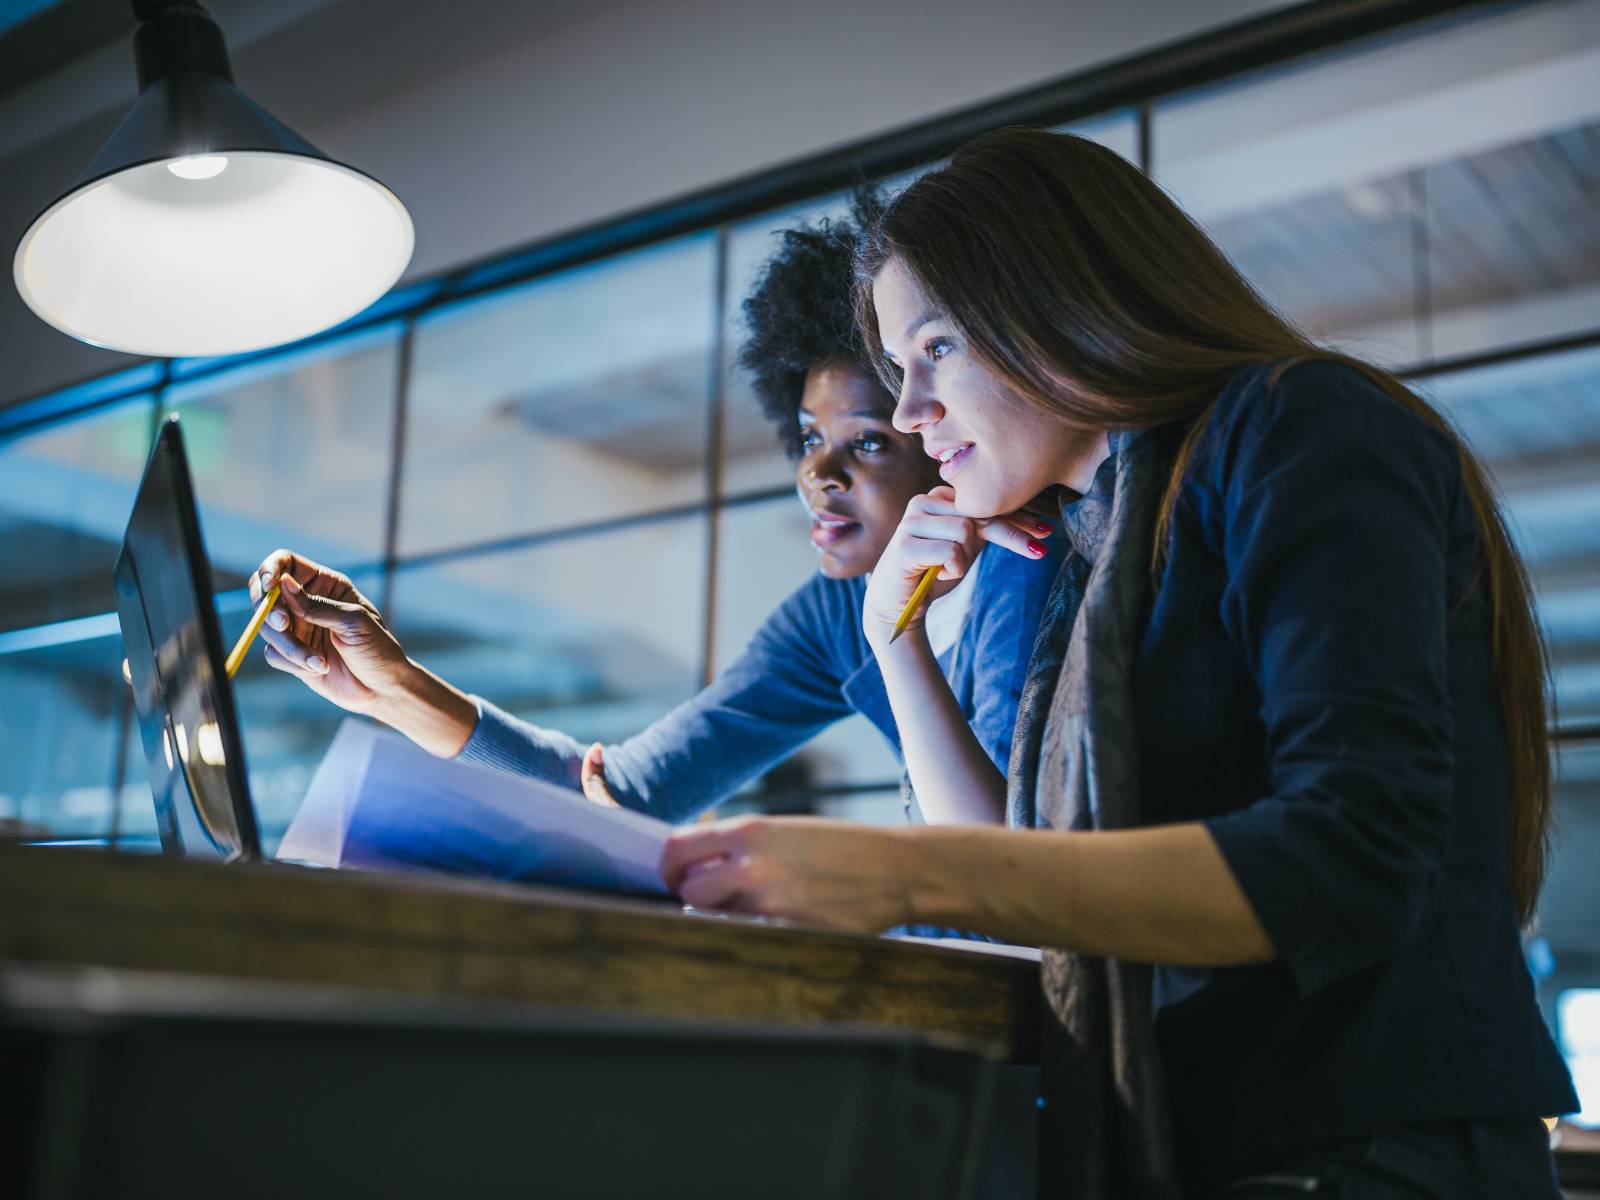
left=949, top=489, right=998, bottom=520
left=818, top=549, right=872, bottom=580
left=952, top=480, right=1024, bottom=521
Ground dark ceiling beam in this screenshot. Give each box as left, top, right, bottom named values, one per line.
left=0, top=0, right=130, bottom=99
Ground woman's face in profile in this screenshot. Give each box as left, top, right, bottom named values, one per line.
left=873, top=257, right=1078, bottom=518
left=795, top=358, right=938, bottom=579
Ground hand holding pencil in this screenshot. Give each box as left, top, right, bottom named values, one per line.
left=863, top=486, right=1054, bottom=652
left=224, top=582, right=280, bottom=677
left=238, top=549, right=480, bottom=760
left=234, top=551, right=410, bottom=716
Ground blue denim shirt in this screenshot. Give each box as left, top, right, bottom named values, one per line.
left=456, top=538, right=1062, bottom=823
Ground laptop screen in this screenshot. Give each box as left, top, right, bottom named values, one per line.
left=113, top=416, right=259, bottom=861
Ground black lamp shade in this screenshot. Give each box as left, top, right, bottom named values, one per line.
left=13, top=4, right=413, bottom=358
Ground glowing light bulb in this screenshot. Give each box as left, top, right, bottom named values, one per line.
left=166, top=155, right=229, bottom=180
left=173, top=722, right=190, bottom=765
left=122, top=658, right=133, bottom=685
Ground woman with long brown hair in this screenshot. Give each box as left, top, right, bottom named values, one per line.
left=660, top=127, right=1577, bottom=1197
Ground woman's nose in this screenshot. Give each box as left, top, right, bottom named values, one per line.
left=804, top=447, right=849, bottom=492
left=892, top=372, right=941, bottom=435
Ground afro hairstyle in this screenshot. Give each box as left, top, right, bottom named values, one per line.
left=738, top=188, right=891, bottom=458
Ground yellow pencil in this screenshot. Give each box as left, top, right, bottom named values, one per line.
left=889, top=565, right=942, bottom=644
left=224, top=583, right=280, bottom=678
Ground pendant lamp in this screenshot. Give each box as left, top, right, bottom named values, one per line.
left=13, top=1, right=414, bottom=358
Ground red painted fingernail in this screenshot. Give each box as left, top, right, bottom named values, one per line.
left=1035, top=521, right=1053, bottom=535
left=1027, top=539, right=1046, bottom=557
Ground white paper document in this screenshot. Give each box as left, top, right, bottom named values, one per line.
left=278, top=719, right=671, bottom=895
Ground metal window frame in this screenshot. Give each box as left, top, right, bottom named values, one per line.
left=0, top=0, right=1533, bottom=436
left=4, top=0, right=1595, bottom=840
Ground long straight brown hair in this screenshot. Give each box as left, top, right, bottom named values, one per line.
left=855, top=126, right=1552, bottom=924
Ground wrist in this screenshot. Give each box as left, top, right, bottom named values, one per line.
left=870, top=627, right=942, bottom=695
left=371, top=659, right=478, bottom=757
left=360, top=656, right=418, bottom=721
left=887, top=826, right=966, bottom=928
left=867, top=618, right=932, bottom=660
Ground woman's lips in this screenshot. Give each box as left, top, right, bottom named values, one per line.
left=810, top=516, right=859, bottom=547
left=938, top=444, right=974, bottom=482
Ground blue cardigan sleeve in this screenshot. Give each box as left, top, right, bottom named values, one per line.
left=455, top=574, right=860, bottom=823
left=958, top=538, right=1064, bottom=776
left=1198, top=362, right=1461, bottom=997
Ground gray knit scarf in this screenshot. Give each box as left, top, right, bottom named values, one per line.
left=1006, top=427, right=1183, bottom=1199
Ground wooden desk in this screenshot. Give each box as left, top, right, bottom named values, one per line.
left=0, top=844, right=1040, bottom=1061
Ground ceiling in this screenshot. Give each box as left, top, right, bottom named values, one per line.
left=0, top=0, right=117, bottom=97
left=0, top=0, right=624, bottom=159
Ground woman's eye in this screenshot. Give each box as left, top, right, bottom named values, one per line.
left=925, top=337, right=953, bottom=363
left=854, top=434, right=887, bottom=454
left=798, top=429, right=823, bottom=454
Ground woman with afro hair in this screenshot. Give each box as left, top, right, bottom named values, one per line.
left=247, top=192, right=1064, bottom=826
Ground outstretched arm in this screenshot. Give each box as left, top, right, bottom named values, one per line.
left=660, top=817, right=1273, bottom=964
left=255, top=550, right=863, bottom=823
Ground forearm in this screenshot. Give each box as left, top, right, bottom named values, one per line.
left=874, top=631, right=1006, bottom=825
left=454, top=658, right=844, bottom=821
left=896, top=822, right=1274, bottom=964
left=369, top=658, right=479, bottom=758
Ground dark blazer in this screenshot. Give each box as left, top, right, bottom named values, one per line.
left=1135, top=360, right=1576, bottom=1190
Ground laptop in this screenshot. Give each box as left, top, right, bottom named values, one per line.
left=114, top=415, right=261, bottom=862
left=110, top=416, right=669, bottom=893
